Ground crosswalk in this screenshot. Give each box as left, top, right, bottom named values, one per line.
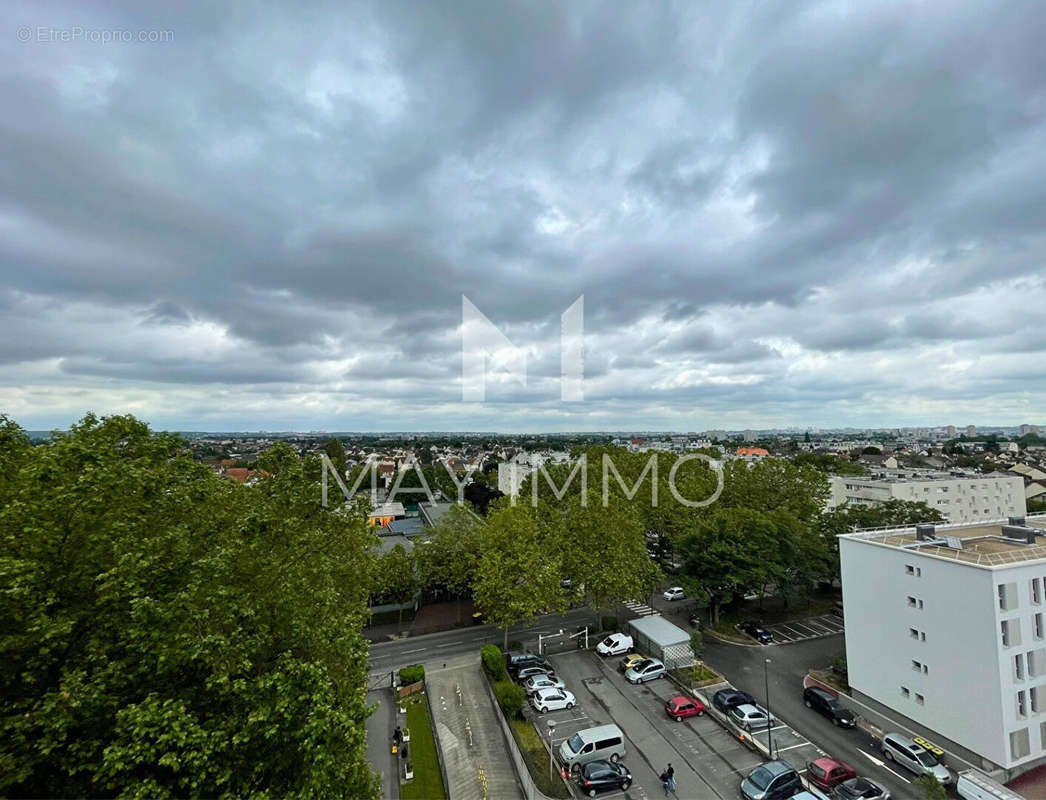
left=623, top=600, right=658, bottom=617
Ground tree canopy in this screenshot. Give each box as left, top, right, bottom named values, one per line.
left=0, top=414, right=379, bottom=800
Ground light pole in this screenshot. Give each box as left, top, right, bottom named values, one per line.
left=548, top=719, right=557, bottom=783
left=764, top=658, right=773, bottom=758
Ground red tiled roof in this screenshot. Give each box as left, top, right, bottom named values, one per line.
left=736, top=447, right=769, bottom=457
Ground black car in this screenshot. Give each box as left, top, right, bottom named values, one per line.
left=831, top=776, right=890, bottom=799
left=740, top=621, right=774, bottom=644
left=506, top=653, right=552, bottom=678
left=803, top=686, right=856, bottom=727
left=577, top=759, right=632, bottom=797
left=712, top=688, right=756, bottom=714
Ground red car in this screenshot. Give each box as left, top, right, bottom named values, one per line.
left=806, top=757, right=857, bottom=790
left=665, top=695, right=706, bottom=721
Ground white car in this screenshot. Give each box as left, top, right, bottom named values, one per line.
left=595, top=632, right=634, bottom=656
left=728, top=703, right=776, bottom=730
left=663, top=587, right=685, bottom=601
left=530, top=687, right=576, bottom=713
left=523, top=674, right=566, bottom=696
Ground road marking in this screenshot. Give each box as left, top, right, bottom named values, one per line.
left=861, top=751, right=912, bottom=783
left=774, top=742, right=813, bottom=753
left=436, top=641, right=464, bottom=648
left=400, top=647, right=426, bottom=654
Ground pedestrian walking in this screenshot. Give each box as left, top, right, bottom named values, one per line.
left=666, top=763, right=676, bottom=793
left=659, top=770, right=670, bottom=796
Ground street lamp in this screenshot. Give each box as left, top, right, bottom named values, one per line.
left=764, top=658, right=773, bottom=758
left=547, top=719, right=557, bottom=783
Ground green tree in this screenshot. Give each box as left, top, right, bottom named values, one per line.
left=416, top=504, right=484, bottom=623
left=914, top=774, right=947, bottom=800
left=371, top=544, right=419, bottom=625
left=0, top=414, right=379, bottom=800
left=473, top=504, right=566, bottom=649
left=323, top=436, right=347, bottom=474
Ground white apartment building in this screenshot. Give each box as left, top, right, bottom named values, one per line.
left=841, top=514, right=1046, bottom=778
left=496, top=451, right=571, bottom=497
left=828, top=474, right=1026, bottom=524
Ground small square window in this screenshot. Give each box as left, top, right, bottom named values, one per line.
left=910, top=628, right=920, bottom=639
left=908, top=596, right=918, bottom=607
left=912, top=660, right=922, bottom=672
left=901, top=686, right=910, bottom=699
left=915, top=693, right=925, bottom=705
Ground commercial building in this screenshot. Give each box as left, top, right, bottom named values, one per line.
left=828, top=474, right=1026, bottom=524
left=840, top=514, right=1046, bottom=778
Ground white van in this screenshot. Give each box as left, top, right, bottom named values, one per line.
left=558, top=723, right=626, bottom=772
left=956, top=769, right=1025, bottom=800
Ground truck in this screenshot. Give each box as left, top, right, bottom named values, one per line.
left=956, top=769, right=1026, bottom=800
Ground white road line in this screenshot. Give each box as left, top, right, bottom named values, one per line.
left=400, top=648, right=426, bottom=654
left=436, top=641, right=463, bottom=648
left=774, top=742, right=812, bottom=753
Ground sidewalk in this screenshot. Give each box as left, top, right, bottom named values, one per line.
left=365, top=688, right=400, bottom=800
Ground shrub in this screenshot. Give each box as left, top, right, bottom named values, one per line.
left=482, top=644, right=507, bottom=681
left=689, top=629, right=703, bottom=659
left=494, top=681, right=526, bottom=719
left=601, top=616, right=618, bottom=631
left=831, top=655, right=848, bottom=677
left=399, top=665, right=425, bottom=685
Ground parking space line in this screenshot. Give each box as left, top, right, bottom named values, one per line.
left=801, top=620, right=835, bottom=635
left=774, top=742, right=812, bottom=753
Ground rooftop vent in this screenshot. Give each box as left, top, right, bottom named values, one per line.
left=916, top=524, right=936, bottom=541
left=1010, top=516, right=1027, bottom=527
left=1002, top=525, right=1037, bottom=544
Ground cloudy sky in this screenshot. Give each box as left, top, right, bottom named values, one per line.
left=2, top=1, right=1044, bottom=432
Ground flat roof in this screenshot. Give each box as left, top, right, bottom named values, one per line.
left=626, top=614, right=690, bottom=647
left=843, top=514, right=1046, bottom=567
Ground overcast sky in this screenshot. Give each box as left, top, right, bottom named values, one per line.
left=2, top=1, right=1044, bottom=432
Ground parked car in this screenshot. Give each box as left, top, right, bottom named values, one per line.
left=516, top=664, right=556, bottom=682
left=806, top=757, right=856, bottom=791
left=740, top=621, right=774, bottom=644
left=596, top=632, right=633, bottom=656
left=624, top=657, right=667, bottom=684
left=523, top=674, right=566, bottom=695
left=803, top=686, right=856, bottom=727
left=793, top=792, right=830, bottom=800
left=663, top=586, right=686, bottom=601
left=618, top=653, right=646, bottom=673
left=507, top=653, right=551, bottom=677
left=577, top=759, right=632, bottom=796
left=559, top=724, right=626, bottom=773
left=712, top=688, right=756, bottom=713
left=530, top=687, right=576, bottom=713
left=881, top=732, right=952, bottom=785
left=740, top=760, right=803, bottom=800
left=665, top=695, right=705, bottom=721
left=832, top=777, right=890, bottom=799
left=728, top=703, right=776, bottom=730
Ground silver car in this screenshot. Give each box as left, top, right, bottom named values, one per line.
left=881, top=733, right=951, bottom=785
left=523, top=674, right=566, bottom=696
left=728, top=703, right=776, bottom=730
left=624, top=657, right=666, bottom=684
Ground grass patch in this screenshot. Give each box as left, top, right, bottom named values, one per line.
left=509, top=719, right=571, bottom=799
left=669, top=663, right=723, bottom=690
left=400, top=694, right=446, bottom=800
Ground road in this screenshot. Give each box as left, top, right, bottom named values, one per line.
left=703, top=633, right=918, bottom=799
left=368, top=607, right=598, bottom=674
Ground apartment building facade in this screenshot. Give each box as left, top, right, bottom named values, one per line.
left=841, top=515, right=1046, bottom=778
left=829, top=474, right=1026, bottom=524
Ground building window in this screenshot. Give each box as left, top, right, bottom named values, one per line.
left=906, top=564, right=921, bottom=576
left=912, top=660, right=922, bottom=672
left=1034, top=579, right=1042, bottom=605
left=1004, top=620, right=1022, bottom=648
left=1012, top=728, right=1031, bottom=760
left=1019, top=691, right=1028, bottom=719
left=1036, top=614, right=1044, bottom=641
left=1017, top=654, right=1026, bottom=681
left=901, top=686, right=910, bottom=699
left=1040, top=721, right=1046, bottom=750
left=1000, top=583, right=1018, bottom=611
left=910, top=627, right=921, bottom=640
left=1032, top=687, right=1040, bottom=714
left=915, top=693, right=925, bottom=706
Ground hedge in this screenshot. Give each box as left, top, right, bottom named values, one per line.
left=399, top=665, right=425, bottom=685
left=482, top=644, right=507, bottom=681
left=494, top=680, right=526, bottom=719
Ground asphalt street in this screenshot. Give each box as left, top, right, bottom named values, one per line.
left=703, top=633, right=920, bottom=799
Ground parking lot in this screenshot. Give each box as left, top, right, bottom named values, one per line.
left=761, top=614, right=845, bottom=644
left=527, top=650, right=767, bottom=799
